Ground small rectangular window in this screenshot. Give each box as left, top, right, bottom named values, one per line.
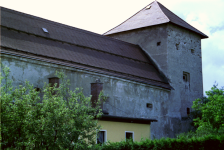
left=183, top=72, right=190, bottom=82
left=49, top=77, right=59, bottom=88
left=49, top=77, right=59, bottom=95
left=125, top=131, right=134, bottom=141
left=146, top=103, right=153, bottom=108
left=187, top=108, right=190, bottom=115
left=97, top=131, right=106, bottom=145
left=34, top=87, right=40, bottom=92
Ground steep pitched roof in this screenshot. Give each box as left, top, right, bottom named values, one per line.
left=0, top=6, right=172, bottom=89
left=104, top=1, right=208, bottom=39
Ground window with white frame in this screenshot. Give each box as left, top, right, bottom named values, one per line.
left=125, top=131, right=134, bottom=141
left=97, top=130, right=106, bottom=145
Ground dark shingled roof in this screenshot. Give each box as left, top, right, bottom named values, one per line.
left=0, top=6, right=172, bottom=89
left=104, top=1, right=208, bottom=39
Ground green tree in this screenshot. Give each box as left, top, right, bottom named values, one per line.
left=192, top=85, right=224, bottom=134
left=188, top=96, right=209, bottom=129
left=1, top=66, right=104, bottom=149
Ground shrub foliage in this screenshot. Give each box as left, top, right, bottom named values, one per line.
left=192, top=85, right=224, bottom=134
left=1, top=66, right=103, bottom=149
left=92, top=134, right=224, bottom=150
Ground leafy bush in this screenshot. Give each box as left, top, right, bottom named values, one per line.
left=1, top=66, right=103, bottom=149
left=192, top=85, right=224, bottom=134
left=91, top=135, right=224, bottom=150
left=176, top=85, right=224, bottom=141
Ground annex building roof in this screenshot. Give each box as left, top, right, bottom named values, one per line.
left=0, top=6, right=172, bottom=89
left=104, top=1, right=208, bottom=39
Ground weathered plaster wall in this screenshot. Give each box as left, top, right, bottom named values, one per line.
left=167, top=24, right=203, bottom=118
left=107, top=23, right=203, bottom=138
left=108, top=24, right=169, bottom=76
left=1, top=54, right=170, bottom=138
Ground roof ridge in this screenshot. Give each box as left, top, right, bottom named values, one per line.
left=1, top=6, right=140, bottom=48
left=157, top=1, right=208, bottom=38
left=103, top=1, right=155, bottom=35
left=155, top=1, right=170, bottom=22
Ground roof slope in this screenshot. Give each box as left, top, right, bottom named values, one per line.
left=0, top=6, right=171, bottom=89
left=104, top=1, right=208, bottom=39
left=0, top=7, right=148, bottom=62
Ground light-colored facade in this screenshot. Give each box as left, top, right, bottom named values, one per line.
left=98, top=120, right=150, bottom=142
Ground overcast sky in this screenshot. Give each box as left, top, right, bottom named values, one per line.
left=1, top=0, right=224, bottom=95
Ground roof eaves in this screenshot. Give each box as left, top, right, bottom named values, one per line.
left=96, top=114, right=158, bottom=124
left=170, top=22, right=208, bottom=39
left=1, top=47, right=173, bottom=90
left=157, top=1, right=208, bottom=39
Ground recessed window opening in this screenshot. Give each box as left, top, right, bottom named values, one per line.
left=35, top=87, right=40, bottom=92
left=125, top=131, right=134, bottom=141
left=157, top=42, right=161, bottom=46
left=146, top=103, right=153, bottom=108
left=183, top=72, right=190, bottom=82
left=97, top=130, right=106, bottom=145
left=187, top=108, right=190, bottom=115
left=183, top=75, right=187, bottom=81
left=49, top=77, right=59, bottom=87
left=49, top=77, right=59, bottom=95
left=176, top=43, right=180, bottom=50
left=42, top=27, right=48, bottom=33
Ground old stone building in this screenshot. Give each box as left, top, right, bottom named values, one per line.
left=0, top=1, right=207, bottom=140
